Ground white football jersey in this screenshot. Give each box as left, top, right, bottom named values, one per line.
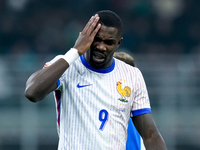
left=45, top=55, right=151, bottom=150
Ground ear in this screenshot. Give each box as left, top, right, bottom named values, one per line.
left=118, top=37, right=123, bottom=46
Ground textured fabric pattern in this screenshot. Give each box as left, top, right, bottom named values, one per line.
left=45, top=55, right=151, bottom=150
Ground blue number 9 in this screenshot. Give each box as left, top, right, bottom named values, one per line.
left=99, top=109, right=109, bottom=131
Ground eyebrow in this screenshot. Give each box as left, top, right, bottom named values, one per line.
left=105, top=39, right=116, bottom=44
left=96, top=37, right=117, bottom=45
left=95, top=36, right=116, bottom=42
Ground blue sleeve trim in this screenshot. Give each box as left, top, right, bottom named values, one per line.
left=132, top=108, right=151, bottom=117
left=56, top=80, right=60, bottom=88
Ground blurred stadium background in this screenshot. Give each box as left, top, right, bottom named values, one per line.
left=0, top=0, right=200, bottom=150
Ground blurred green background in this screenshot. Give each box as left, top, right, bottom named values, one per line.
left=0, top=0, right=200, bottom=150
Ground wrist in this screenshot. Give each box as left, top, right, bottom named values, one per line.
left=62, top=48, right=79, bottom=65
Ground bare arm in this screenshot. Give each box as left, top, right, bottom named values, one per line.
left=25, top=14, right=101, bottom=102
left=25, top=59, right=69, bottom=102
left=132, top=113, right=167, bottom=150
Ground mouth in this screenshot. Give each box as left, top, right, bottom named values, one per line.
left=92, top=51, right=105, bottom=63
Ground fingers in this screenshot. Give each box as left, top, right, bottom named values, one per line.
left=82, top=14, right=100, bottom=35
left=82, top=16, right=95, bottom=33
left=91, top=23, right=101, bottom=37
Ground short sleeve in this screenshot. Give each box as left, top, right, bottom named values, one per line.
left=131, top=68, right=151, bottom=117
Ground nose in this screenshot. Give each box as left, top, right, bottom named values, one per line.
left=96, top=41, right=106, bottom=51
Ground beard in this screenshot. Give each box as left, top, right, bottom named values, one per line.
left=84, top=48, right=114, bottom=69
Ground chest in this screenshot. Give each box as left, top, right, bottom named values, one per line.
left=65, top=70, right=134, bottom=115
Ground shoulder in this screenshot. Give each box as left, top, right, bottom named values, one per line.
left=114, top=58, right=140, bottom=72
left=114, top=58, right=144, bottom=81
left=45, top=55, right=64, bottom=67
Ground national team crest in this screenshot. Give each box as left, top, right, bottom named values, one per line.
left=116, top=80, right=131, bottom=102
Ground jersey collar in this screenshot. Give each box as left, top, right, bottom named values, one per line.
left=80, top=55, right=115, bottom=73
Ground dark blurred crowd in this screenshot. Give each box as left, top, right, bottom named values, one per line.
left=0, top=0, right=200, bottom=55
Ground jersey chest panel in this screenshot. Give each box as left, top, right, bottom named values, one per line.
left=58, top=62, right=134, bottom=150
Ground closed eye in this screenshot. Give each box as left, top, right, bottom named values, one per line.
left=94, top=36, right=116, bottom=46
left=104, top=40, right=115, bottom=45
left=94, top=37, right=101, bottom=42
left=94, top=37, right=115, bottom=45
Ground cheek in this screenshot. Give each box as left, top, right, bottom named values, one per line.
left=90, top=42, right=95, bottom=48
left=91, top=42, right=100, bottom=50
left=114, top=44, right=120, bottom=49
left=106, top=48, right=116, bottom=58
left=108, top=45, right=118, bottom=52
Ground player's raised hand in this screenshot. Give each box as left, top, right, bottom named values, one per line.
left=73, top=14, right=101, bottom=55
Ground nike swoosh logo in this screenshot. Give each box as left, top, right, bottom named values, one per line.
left=77, top=83, right=92, bottom=88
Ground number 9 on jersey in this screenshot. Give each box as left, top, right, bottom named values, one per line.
left=99, top=109, right=109, bottom=131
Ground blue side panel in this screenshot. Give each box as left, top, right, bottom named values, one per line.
left=127, top=108, right=151, bottom=149
left=56, top=80, right=60, bottom=88
left=126, top=118, right=141, bottom=150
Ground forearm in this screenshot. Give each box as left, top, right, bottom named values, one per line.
left=25, top=15, right=100, bottom=102
left=143, top=132, right=167, bottom=150
left=25, top=58, right=69, bottom=102
left=132, top=114, right=167, bottom=150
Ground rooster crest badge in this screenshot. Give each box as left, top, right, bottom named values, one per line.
left=116, top=81, right=131, bottom=102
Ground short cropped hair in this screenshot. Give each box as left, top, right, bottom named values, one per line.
left=113, top=52, right=135, bottom=67
left=96, top=10, right=123, bottom=36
